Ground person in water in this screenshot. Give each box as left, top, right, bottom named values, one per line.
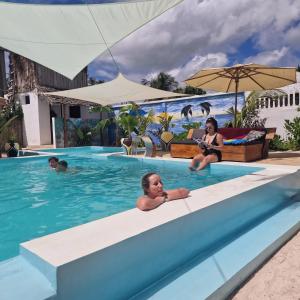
left=48, top=156, right=59, bottom=169
left=189, top=117, right=223, bottom=171
left=55, top=160, right=68, bottom=172
left=136, top=173, right=190, bottom=211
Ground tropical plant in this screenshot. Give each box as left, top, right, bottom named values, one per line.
left=182, top=122, right=201, bottom=131
left=174, top=85, right=206, bottom=95
left=157, top=112, right=174, bottom=131
left=138, top=109, right=155, bottom=135
left=88, top=77, right=105, bottom=86
left=269, top=135, right=290, bottom=151
left=224, top=91, right=267, bottom=128
left=297, top=64, right=300, bottom=72
left=284, top=117, right=300, bottom=150
left=0, top=115, right=19, bottom=152
left=90, top=105, right=115, bottom=145
left=116, top=103, right=155, bottom=137
left=68, top=120, right=93, bottom=146
left=0, top=99, right=23, bottom=155
left=173, top=122, right=202, bottom=142
left=141, top=72, right=178, bottom=91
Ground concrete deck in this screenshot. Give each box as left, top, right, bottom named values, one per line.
left=231, top=151, right=300, bottom=300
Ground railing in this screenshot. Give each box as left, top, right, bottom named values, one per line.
left=257, top=91, right=300, bottom=109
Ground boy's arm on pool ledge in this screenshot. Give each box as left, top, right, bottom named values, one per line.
left=136, top=188, right=190, bottom=211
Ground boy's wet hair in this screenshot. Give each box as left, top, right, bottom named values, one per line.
left=58, top=160, right=68, bottom=168
left=48, top=156, right=59, bottom=163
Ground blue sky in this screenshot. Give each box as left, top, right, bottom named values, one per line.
left=3, top=0, right=300, bottom=84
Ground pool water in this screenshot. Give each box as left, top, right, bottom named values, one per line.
left=0, top=148, right=262, bottom=261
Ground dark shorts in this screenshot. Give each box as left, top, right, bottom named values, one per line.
left=203, top=149, right=222, bottom=162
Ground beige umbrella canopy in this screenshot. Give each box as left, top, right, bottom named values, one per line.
left=185, top=64, right=297, bottom=127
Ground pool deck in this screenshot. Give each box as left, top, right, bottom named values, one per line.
left=134, top=150, right=300, bottom=299
left=231, top=151, right=300, bottom=300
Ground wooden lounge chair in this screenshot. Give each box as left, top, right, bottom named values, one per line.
left=170, top=128, right=275, bottom=162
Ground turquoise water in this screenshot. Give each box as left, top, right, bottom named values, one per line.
left=0, top=147, right=262, bottom=261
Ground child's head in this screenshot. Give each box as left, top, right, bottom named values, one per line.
left=48, top=156, right=59, bottom=168
left=56, top=160, right=68, bottom=172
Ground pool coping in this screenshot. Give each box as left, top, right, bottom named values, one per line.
left=20, top=155, right=300, bottom=267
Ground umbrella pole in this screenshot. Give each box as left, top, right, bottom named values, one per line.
left=234, top=79, right=239, bottom=127
left=62, top=104, right=68, bottom=148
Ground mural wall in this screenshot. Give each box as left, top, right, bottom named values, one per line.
left=54, top=117, right=101, bottom=148
left=114, top=92, right=245, bottom=134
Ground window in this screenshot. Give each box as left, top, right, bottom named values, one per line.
left=284, top=96, right=288, bottom=106
left=25, top=95, right=30, bottom=105
left=69, top=105, right=81, bottom=118
left=295, top=93, right=299, bottom=106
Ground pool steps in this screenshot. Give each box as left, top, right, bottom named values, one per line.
left=131, top=201, right=300, bottom=299
left=0, top=256, right=55, bottom=299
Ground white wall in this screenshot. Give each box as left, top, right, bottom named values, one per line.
left=259, top=97, right=300, bottom=138
left=259, top=106, right=299, bottom=138
left=21, top=92, right=52, bottom=146
left=21, top=92, right=41, bottom=146
left=38, top=96, right=51, bottom=145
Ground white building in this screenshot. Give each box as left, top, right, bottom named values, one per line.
left=19, top=92, right=99, bottom=147
left=258, top=72, right=300, bottom=138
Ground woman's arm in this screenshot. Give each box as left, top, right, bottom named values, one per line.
left=165, top=188, right=190, bottom=201
left=136, top=195, right=167, bottom=211
left=136, top=188, right=190, bottom=211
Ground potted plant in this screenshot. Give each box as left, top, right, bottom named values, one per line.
left=5, top=138, right=19, bottom=157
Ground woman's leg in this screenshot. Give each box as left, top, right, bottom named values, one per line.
left=189, top=153, right=205, bottom=170
left=196, top=154, right=218, bottom=171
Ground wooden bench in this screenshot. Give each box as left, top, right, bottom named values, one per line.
left=170, top=128, right=276, bottom=162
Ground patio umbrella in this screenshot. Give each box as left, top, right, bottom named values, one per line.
left=185, top=64, right=297, bottom=127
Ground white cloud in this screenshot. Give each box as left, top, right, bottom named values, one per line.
left=169, top=52, right=228, bottom=82
left=243, top=47, right=289, bottom=65
left=90, top=0, right=300, bottom=83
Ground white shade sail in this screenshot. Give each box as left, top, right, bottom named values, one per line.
left=0, top=0, right=183, bottom=79
left=45, top=73, right=186, bottom=105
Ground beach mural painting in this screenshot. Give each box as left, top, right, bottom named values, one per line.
left=114, top=92, right=245, bottom=134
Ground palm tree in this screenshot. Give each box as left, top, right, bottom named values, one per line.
left=142, top=72, right=178, bottom=91
left=0, top=115, right=19, bottom=157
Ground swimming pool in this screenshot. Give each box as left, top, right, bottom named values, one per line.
left=0, top=147, right=263, bottom=261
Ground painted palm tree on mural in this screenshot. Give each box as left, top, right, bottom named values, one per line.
left=181, top=102, right=212, bottom=121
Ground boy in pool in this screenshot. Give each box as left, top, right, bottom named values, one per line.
left=48, top=156, right=59, bottom=169
left=56, top=160, right=68, bottom=172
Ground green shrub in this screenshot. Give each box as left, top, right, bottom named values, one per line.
left=284, top=117, right=300, bottom=150
left=269, top=135, right=290, bottom=151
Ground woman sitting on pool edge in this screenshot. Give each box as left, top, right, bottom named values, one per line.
left=136, top=173, right=190, bottom=211
left=189, top=117, right=224, bottom=171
